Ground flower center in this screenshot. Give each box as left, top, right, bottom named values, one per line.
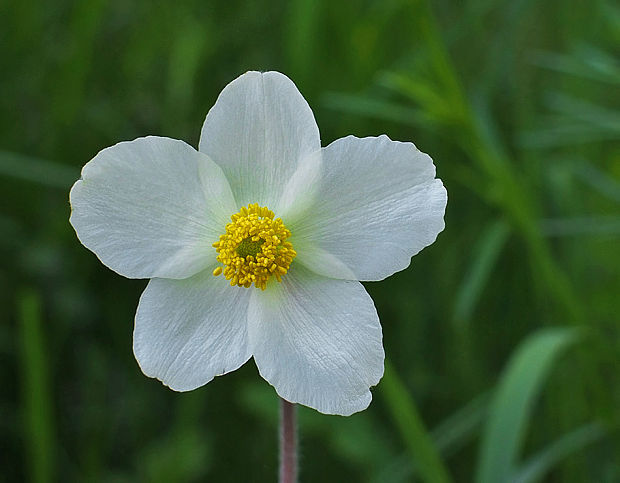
left=236, top=237, right=265, bottom=259
left=212, top=203, right=296, bottom=290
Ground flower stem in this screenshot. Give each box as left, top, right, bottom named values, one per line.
left=279, top=397, right=298, bottom=483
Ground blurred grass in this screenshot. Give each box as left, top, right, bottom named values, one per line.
left=18, top=289, right=55, bottom=483
left=381, top=359, right=453, bottom=483
left=0, top=151, right=78, bottom=189
left=475, top=328, right=579, bottom=483
left=1, top=0, right=619, bottom=481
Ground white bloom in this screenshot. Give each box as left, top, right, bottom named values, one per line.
left=69, top=71, right=447, bottom=416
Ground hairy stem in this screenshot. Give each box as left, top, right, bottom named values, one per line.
left=279, top=398, right=298, bottom=483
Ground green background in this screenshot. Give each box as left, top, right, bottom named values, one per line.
left=2, top=0, right=619, bottom=481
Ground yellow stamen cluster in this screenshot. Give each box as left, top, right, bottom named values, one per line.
left=212, top=203, right=296, bottom=290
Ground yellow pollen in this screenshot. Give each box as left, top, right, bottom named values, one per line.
left=212, top=203, right=296, bottom=290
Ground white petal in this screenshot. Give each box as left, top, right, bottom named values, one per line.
left=69, top=136, right=237, bottom=279
left=198, top=71, right=320, bottom=209
left=289, top=135, right=447, bottom=281
left=248, top=265, right=384, bottom=415
left=133, top=270, right=252, bottom=391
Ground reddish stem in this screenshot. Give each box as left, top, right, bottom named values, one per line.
left=279, top=398, right=298, bottom=483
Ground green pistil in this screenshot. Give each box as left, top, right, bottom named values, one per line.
left=236, top=237, right=265, bottom=259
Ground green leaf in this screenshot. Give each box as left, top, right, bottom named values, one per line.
left=475, top=328, right=580, bottom=483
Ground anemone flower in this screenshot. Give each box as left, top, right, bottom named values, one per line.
left=69, top=71, right=447, bottom=416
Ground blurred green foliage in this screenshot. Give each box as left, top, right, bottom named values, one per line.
left=1, top=0, right=619, bottom=481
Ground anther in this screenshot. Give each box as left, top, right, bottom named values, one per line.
left=212, top=204, right=295, bottom=289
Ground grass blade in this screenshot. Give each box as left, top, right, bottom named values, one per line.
left=322, top=92, right=429, bottom=127
left=19, top=289, right=55, bottom=483
left=574, top=160, right=620, bottom=204
left=540, top=216, right=620, bottom=237
left=512, top=422, right=607, bottom=483
left=0, top=150, right=78, bottom=189
left=371, top=393, right=489, bottom=483
left=432, top=393, right=489, bottom=457
left=453, top=220, right=510, bottom=326
left=381, top=358, right=453, bottom=483
left=474, top=328, right=580, bottom=483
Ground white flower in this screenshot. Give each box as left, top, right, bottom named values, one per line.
left=69, top=71, right=447, bottom=416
